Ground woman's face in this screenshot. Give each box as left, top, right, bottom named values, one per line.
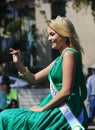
left=47, top=27, right=67, bottom=51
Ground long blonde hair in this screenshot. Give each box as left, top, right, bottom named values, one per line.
left=48, top=16, right=84, bottom=59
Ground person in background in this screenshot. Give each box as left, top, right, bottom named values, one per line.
left=2, top=75, right=18, bottom=108
left=0, top=16, right=88, bottom=129
left=0, top=83, right=6, bottom=112
left=85, top=64, right=95, bottom=125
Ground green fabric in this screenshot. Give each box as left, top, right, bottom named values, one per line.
left=0, top=48, right=88, bottom=130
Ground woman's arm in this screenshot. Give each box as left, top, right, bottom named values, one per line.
left=9, top=48, right=54, bottom=84
left=21, top=63, right=54, bottom=84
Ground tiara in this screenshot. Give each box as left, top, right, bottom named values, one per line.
left=55, top=16, right=64, bottom=23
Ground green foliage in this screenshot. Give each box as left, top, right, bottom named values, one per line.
left=0, top=13, right=28, bottom=65
left=72, top=0, right=95, bottom=20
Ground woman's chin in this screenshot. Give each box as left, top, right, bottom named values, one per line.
left=52, top=44, right=57, bottom=49
left=52, top=46, right=58, bottom=49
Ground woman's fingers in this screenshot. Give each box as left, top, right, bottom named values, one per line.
left=9, top=48, right=21, bottom=55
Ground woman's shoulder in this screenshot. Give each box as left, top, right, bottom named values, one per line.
left=62, top=48, right=81, bottom=65
left=63, top=48, right=79, bottom=57
left=66, top=48, right=78, bottom=54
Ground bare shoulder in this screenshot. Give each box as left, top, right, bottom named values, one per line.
left=64, top=50, right=75, bottom=59
left=62, top=49, right=77, bottom=67
left=62, top=49, right=77, bottom=73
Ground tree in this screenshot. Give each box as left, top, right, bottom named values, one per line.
left=48, top=0, right=95, bottom=20
left=0, top=0, right=35, bottom=63
left=72, top=0, right=95, bottom=20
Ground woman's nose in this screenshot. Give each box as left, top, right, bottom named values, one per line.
left=48, top=36, right=51, bottom=41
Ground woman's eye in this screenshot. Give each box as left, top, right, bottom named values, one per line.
left=50, top=32, right=55, bottom=36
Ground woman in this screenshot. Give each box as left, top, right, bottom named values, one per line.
left=0, top=16, right=88, bottom=130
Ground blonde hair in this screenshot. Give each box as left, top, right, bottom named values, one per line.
left=48, top=16, right=84, bottom=59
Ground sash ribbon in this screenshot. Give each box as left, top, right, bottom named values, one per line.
left=49, top=76, right=85, bottom=130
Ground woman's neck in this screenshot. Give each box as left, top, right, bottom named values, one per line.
left=59, top=46, right=69, bottom=54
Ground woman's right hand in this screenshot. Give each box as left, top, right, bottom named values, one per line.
left=9, top=48, right=22, bottom=64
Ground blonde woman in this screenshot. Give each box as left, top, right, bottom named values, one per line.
left=0, top=16, right=88, bottom=130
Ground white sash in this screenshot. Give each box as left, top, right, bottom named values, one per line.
left=49, top=76, right=85, bottom=130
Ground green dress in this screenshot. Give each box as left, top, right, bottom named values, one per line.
left=0, top=48, right=88, bottom=130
